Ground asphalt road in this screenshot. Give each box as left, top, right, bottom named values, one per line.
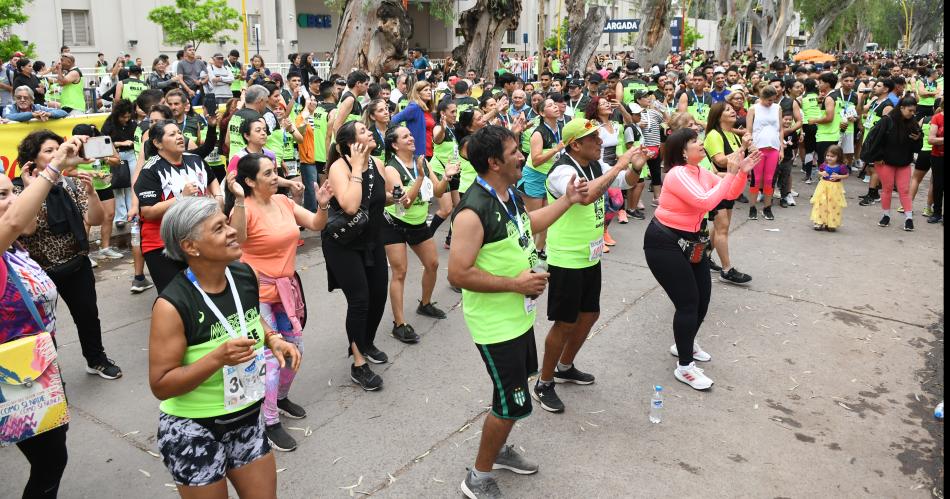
left=1, top=173, right=944, bottom=498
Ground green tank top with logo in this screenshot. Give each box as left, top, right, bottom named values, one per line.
left=384, top=156, right=430, bottom=225
left=526, top=121, right=561, bottom=174
left=201, top=126, right=225, bottom=167
left=454, top=185, right=537, bottom=345
left=312, top=103, right=334, bottom=163
left=431, top=127, right=458, bottom=177
left=863, top=99, right=890, bottom=140
left=228, top=108, right=263, bottom=156
left=801, top=93, right=822, bottom=122
left=545, top=158, right=605, bottom=269
left=921, top=120, right=933, bottom=152
left=622, top=79, right=647, bottom=105
left=59, top=69, right=85, bottom=111
left=228, top=62, right=245, bottom=92
left=684, top=91, right=712, bottom=123
left=831, top=89, right=858, bottom=134
left=458, top=157, right=477, bottom=193
left=121, top=78, right=148, bottom=103
left=918, top=80, right=937, bottom=106
left=815, top=95, right=840, bottom=143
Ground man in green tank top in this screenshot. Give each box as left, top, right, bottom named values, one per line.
left=54, top=54, right=85, bottom=115
left=533, top=118, right=646, bottom=413
left=805, top=72, right=839, bottom=184
left=448, top=125, right=589, bottom=499
left=228, top=85, right=268, bottom=155
left=677, top=70, right=713, bottom=127
left=116, top=65, right=148, bottom=103
left=618, top=61, right=648, bottom=106
left=226, top=50, right=246, bottom=99
left=310, top=81, right=338, bottom=175
left=331, top=70, right=369, bottom=141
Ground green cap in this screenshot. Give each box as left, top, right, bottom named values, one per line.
left=562, top=118, right=602, bottom=145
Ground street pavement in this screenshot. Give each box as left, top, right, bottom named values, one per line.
left=1, top=173, right=944, bottom=498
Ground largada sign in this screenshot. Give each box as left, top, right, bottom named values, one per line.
left=603, top=19, right=641, bottom=33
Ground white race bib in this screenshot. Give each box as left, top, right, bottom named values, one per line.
left=524, top=296, right=537, bottom=314
left=223, top=347, right=266, bottom=410
left=589, top=237, right=605, bottom=261
left=420, top=177, right=434, bottom=202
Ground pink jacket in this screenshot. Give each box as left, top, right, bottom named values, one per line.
left=257, top=274, right=305, bottom=334
left=654, top=165, right=748, bottom=232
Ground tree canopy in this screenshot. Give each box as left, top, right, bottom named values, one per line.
left=0, top=0, right=35, bottom=60
left=147, top=0, right=242, bottom=51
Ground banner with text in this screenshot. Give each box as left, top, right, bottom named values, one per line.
left=603, top=19, right=641, bottom=33
left=1, top=114, right=109, bottom=180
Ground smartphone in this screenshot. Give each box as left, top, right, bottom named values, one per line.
left=82, top=136, right=115, bottom=159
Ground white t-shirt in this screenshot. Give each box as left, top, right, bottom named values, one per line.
left=547, top=154, right=633, bottom=198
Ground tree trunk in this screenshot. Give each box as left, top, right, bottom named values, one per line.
left=903, top=0, right=944, bottom=53
left=452, top=0, right=523, bottom=79
left=331, top=0, right=413, bottom=77
left=846, top=22, right=871, bottom=52
left=803, top=0, right=857, bottom=49
left=631, top=0, right=672, bottom=66
left=748, top=0, right=796, bottom=60
left=565, top=1, right=608, bottom=75
left=714, top=0, right=752, bottom=61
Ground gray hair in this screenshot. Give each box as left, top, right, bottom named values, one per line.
left=160, top=197, right=220, bottom=262
left=245, top=85, right=269, bottom=105
left=14, top=86, right=34, bottom=99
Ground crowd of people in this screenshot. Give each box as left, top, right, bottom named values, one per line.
left=0, top=41, right=943, bottom=499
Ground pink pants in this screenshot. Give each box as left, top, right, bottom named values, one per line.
left=750, top=147, right=780, bottom=196
left=876, top=163, right=913, bottom=212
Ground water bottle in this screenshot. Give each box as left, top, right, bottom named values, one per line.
left=650, top=385, right=663, bottom=424
left=936, top=402, right=944, bottom=420
left=130, top=216, right=141, bottom=248
left=392, top=185, right=406, bottom=217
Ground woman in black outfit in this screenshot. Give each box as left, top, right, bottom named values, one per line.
left=322, top=121, right=395, bottom=391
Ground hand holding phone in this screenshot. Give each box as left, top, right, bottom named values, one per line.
left=81, top=136, right=115, bottom=159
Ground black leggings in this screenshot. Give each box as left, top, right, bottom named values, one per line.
left=932, top=154, right=945, bottom=217
left=643, top=221, right=711, bottom=366
left=322, top=240, right=388, bottom=355
left=143, top=248, right=187, bottom=294
left=647, top=156, right=663, bottom=188
left=16, top=425, right=68, bottom=499
left=47, top=256, right=105, bottom=364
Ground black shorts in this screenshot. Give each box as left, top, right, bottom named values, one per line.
left=546, top=263, right=602, bottom=323
left=803, top=125, right=818, bottom=154
left=476, top=328, right=538, bottom=420
left=381, top=215, right=433, bottom=246
left=96, top=187, right=114, bottom=202
left=315, top=161, right=327, bottom=176
left=710, top=197, right=735, bottom=216
left=915, top=150, right=932, bottom=172
left=647, top=156, right=663, bottom=187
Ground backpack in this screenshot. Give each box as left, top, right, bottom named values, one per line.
left=860, top=115, right=892, bottom=164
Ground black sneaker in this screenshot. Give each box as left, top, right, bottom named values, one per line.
left=763, top=206, right=774, bottom=220
left=737, top=193, right=749, bottom=203
left=277, top=398, right=307, bottom=419
left=363, top=345, right=388, bottom=364
left=630, top=208, right=645, bottom=220
left=928, top=215, right=943, bottom=224
left=719, top=267, right=752, bottom=285
left=417, top=301, right=447, bottom=319
left=903, top=218, right=914, bottom=231
left=265, top=423, right=297, bottom=452
left=553, top=365, right=595, bottom=385
left=708, top=258, right=722, bottom=273
left=531, top=381, right=565, bottom=413
left=878, top=214, right=890, bottom=227
left=86, top=358, right=122, bottom=380
left=748, top=206, right=758, bottom=220
left=391, top=322, right=420, bottom=344
left=350, top=363, right=383, bottom=391
left=779, top=197, right=788, bottom=208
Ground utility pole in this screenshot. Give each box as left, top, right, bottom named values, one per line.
left=538, top=0, right=546, bottom=70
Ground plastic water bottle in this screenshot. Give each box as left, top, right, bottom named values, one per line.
left=130, top=216, right=141, bottom=248
left=936, top=402, right=944, bottom=420
left=649, top=385, right=663, bottom=424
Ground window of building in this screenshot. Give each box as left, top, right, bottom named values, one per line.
left=247, top=14, right=262, bottom=43
left=62, top=10, right=92, bottom=46
left=506, top=29, right=516, bottom=44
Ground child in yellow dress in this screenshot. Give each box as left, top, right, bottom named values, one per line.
left=810, top=144, right=848, bottom=231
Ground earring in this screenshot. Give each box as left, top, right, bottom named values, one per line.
left=194, top=252, right=200, bottom=257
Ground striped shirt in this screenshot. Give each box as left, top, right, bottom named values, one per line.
left=639, top=109, right=664, bottom=147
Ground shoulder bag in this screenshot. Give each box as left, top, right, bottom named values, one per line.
left=323, top=156, right=373, bottom=245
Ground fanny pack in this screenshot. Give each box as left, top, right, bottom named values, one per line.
left=651, top=219, right=709, bottom=264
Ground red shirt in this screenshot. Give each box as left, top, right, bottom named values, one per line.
left=134, top=154, right=216, bottom=254
left=424, top=111, right=436, bottom=158
left=932, top=112, right=944, bottom=157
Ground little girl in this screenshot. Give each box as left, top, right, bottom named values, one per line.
left=810, top=144, right=848, bottom=231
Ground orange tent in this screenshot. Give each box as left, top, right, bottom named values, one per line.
left=793, top=49, right=827, bottom=62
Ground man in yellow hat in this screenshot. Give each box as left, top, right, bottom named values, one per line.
left=532, top=118, right=648, bottom=414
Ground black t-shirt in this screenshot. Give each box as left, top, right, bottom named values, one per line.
left=341, top=91, right=363, bottom=118
left=102, top=119, right=137, bottom=151
left=11, top=73, right=43, bottom=104
left=133, top=153, right=216, bottom=253
left=323, top=157, right=386, bottom=250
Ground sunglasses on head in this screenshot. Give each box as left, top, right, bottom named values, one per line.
left=335, top=80, right=345, bottom=86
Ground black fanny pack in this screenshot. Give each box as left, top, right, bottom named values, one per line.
left=651, top=219, right=709, bottom=264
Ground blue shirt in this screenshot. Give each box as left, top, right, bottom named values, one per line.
left=887, top=93, right=899, bottom=106
left=710, top=88, right=731, bottom=103
left=2, top=103, right=69, bottom=122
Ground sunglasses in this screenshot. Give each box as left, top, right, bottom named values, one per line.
left=335, top=80, right=346, bottom=86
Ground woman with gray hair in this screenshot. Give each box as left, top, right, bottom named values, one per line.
left=148, top=196, right=300, bottom=496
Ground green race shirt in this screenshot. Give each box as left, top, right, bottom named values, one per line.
left=431, top=127, right=458, bottom=178
left=384, top=156, right=431, bottom=225
left=228, top=108, right=263, bottom=157
left=526, top=121, right=561, bottom=174
left=120, top=78, right=148, bottom=103
left=801, top=93, right=822, bottom=123
left=921, top=120, right=933, bottom=152
left=703, top=129, right=741, bottom=170
left=545, top=157, right=605, bottom=269
left=815, top=95, right=840, bottom=143
left=59, top=68, right=85, bottom=112
left=458, top=157, right=477, bottom=193
left=311, top=103, right=335, bottom=163
left=830, top=89, right=858, bottom=134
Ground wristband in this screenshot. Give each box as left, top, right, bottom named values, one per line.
left=46, top=163, right=61, bottom=176
left=37, top=172, right=57, bottom=185
left=233, top=203, right=245, bottom=208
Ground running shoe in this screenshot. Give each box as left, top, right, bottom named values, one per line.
left=756, top=192, right=764, bottom=203
left=651, top=198, right=660, bottom=207
left=897, top=207, right=905, bottom=213
left=790, top=190, right=799, bottom=197
left=617, top=209, right=629, bottom=224
left=670, top=342, right=712, bottom=362
left=604, top=230, right=616, bottom=246
left=391, top=322, right=420, bottom=344
left=351, top=363, right=383, bottom=391
left=630, top=208, right=645, bottom=220
left=363, top=345, right=389, bottom=364
left=928, top=215, right=943, bottom=224
left=719, top=267, right=752, bottom=285
left=674, top=362, right=714, bottom=390
left=97, top=247, right=123, bottom=259
left=903, top=218, right=915, bottom=231
left=748, top=206, right=758, bottom=220
left=130, top=276, right=155, bottom=294
left=786, top=194, right=796, bottom=206
left=277, top=398, right=307, bottom=419
left=862, top=175, right=870, bottom=183
left=878, top=214, right=890, bottom=227
left=417, top=302, right=447, bottom=319
left=923, top=206, right=934, bottom=217
left=88, top=256, right=99, bottom=268
left=813, top=224, right=825, bottom=231
left=531, top=381, right=565, bottom=413
left=772, top=191, right=782, bottom=199
left=763, top=206, right=774, bottom=220
left=86, top=358, right=122, bottom=380
left=265, top=423, right=297, bottom=451
left=553, top=365, right=595, bottom=385
left=708, top=258, right=722, bottom=273
left=461, top=470, right=504, bottom=499
left=859, top=195, right=878, bottom=206
left=779, top=197, right=788, bottom=208
left=804, top=176, right=813, bottom=184
left=493, top=444, right=539, bottom=474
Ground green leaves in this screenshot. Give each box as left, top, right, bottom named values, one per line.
left=0, top=0, right=32, bottom=60
left=147, top=0, right=241, bottom=51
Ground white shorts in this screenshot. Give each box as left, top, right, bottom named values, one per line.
left=839, top=132, right=855, bottom=154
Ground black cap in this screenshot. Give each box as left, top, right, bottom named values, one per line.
left=588, top=73, right=603, bottom=83
left=128, top=65, right=143, bottom=74
left=566, top=79, right=582, bottom=88
left=627, top=61, right=640, bottom=72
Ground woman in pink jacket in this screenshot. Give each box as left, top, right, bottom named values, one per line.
left=643, top=128, right=759, bottom=391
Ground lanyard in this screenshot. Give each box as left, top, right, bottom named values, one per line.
left=560, top=153, right=595, bottom=182
left=691, top=91, right=706, bottom=113
left=544, top=122, right=561, bottom=144
left=475, top=176, right=525, bottom=239
left=185, top=267, right=247, bottom=340
left=842, top=90, right=854, bottom=108
left=394, top=155, right=418, bottom=180
left=571, top=98, right=583, bottom=112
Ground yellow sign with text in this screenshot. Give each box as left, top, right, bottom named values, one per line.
left=1, top=114, right=109, bottom=180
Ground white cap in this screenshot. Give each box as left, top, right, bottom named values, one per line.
left=714, top=66, right=726, bottom=74
left=730, top=84, right=745, bottom=92
left=628, top=103, right=643, bottom=114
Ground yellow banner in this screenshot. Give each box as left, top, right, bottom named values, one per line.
left=2, top=114, right=109, bottom=180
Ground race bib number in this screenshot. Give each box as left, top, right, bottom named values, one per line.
left=284, top=160, right=300, bottom=177
left=206, top=147, right=221, bottom=165
left=420, top=177, right=434, bottom=202
left=223, top=347, right=266, bottom=409
left=589, top=237, right=605, bottom=261
left=524, top=296, right=537, bottom=314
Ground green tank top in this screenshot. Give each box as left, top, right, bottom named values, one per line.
left=684, top=91, right=712, bottom=123
left=863, top=99, right=889, bottom=140
left=520, top=117, right=540, bottom=155
left=545, top=158, right=605, bottom=269
left=815, top=95, right=840, bottom=143
left=134, top=121, right=148, bottom=156
left=311, top=103, right=334, bottom=163
left=454, top=185, right=538, bottom=344
left=622, top=79, right=647, bottom=105
left=801, top=93, right=822, bottom=122
left=77, top=160, right=111, bottom=191
left=341, top=92, right=363, bottom=123
left=121, top=78, right=148, bottom=103
left=158, top=263, right=267, bottom=419
left=228, top=108, right=263, bottom=156
left=264, top=123, right=285, bottom=167
left=455, top=96, right=478, bottom=118
left=431, top=128, right=458, bottom=177
left=921, top=121, right=933, bottom=152
left=369, top=125, right=386, bottom=164
left=832, top=90, right=858, bottom=134
left=201, top=126, right=225, bottom=167
left=526, top=121, right=561, bottom=174
left=384, top=156, right=430, bottom=225
left=59, top=69, right=85, bottom=111
left=228, top=62, right=245, bottom=92
left=458, top=157, right=477, bottom=193
left=919, top=80, right=937, bottom=106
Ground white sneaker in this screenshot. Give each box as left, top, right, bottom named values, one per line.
left=772, top=191, right=782, bottom=199
left=786, top=194, right=796, bottom=206
left=88, top=256, right=99, bottom=268
left=670, top=342, right=712, bottom=362
left=674, top=362, right=714, bottom=390
left=790, top=190, right=799, bottom=197
left=863, top=176, right=870, bottom=183
left=97, top=247, right=123, bottom=260
left=804, top=177, right=813, bottom=185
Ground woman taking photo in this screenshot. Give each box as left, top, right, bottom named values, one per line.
left=428, top=98, right=461, bottom=236
left=16, top=130, right=123, bottom=379
left=382, top=126, right=458, bottom=344
left=645, top=128, right=759, bottom=390
left=322, top=121, right=395, bottom=391
left=147, top=57, right=181, bottom=93
left=746, top=85, right=782, bottom=221
left=229, top=153, right=332, bottom=452
left=148, top=196, right=300, bottom=498
left=391, top=81, right=436, bottom=160
left=246, top=55, right=271, bottom=86
left=726, top=90, right=748, bottom=130
left=703, top=102, right=753, bottom=285
left=875, top=97, right=924, bottom=231
left=2, top=135, right=89, bottom=498
left=134, top=121, right=224, bottom=293
left=102, top=100, right=138, bottom=226
left=584, top=95, right=626, bottom=246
